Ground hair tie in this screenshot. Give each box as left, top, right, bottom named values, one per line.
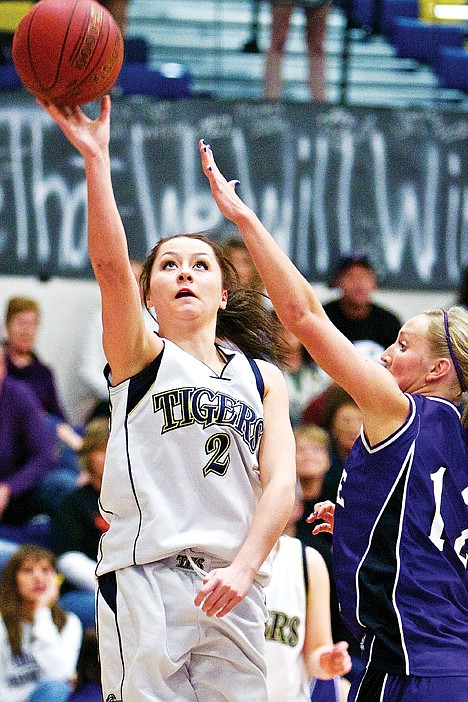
left=443, top=311, right=467, bottom=393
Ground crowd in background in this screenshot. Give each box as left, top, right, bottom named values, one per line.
left=0, top=230, right=464, bottom=700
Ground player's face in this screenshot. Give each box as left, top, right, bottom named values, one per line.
left=381, top=314, right=435, bottom=393
left=16, top=558, right=55, bottom=606
left=148, top=237, right=228, bottom=329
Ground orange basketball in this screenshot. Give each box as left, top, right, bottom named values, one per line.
left=12, top=0, right=124, bottom=107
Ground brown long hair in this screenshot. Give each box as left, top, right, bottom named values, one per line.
left=140, top=233, right=284, bottom=363
left=0, top=545, right=67, bottom=657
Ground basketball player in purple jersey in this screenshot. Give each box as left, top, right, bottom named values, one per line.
left=201, top=142, right=468, bottom=702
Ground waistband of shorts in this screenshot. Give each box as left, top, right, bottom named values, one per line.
left=162, top=549, right=230, bottom=576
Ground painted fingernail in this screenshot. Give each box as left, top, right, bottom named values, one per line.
left=208, top=166, right=212, bottom=171
left=204, top=147, right=207, bottom=152
left=201, top=138, right=206, bottom=144
left=234, top=181, right=240, bottom=188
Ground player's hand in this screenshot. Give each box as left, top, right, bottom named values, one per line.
left=307, top=500, right=335, bottom=534
left=199, top=139, right=251, bottom=225
left=194, top=563, right=254, bottom=617
left=0, top=483, right=11, bottom=517
left=36, top=95, right=111, bottom=161
left=37, top=571, right=60, bottom=610
left=318, top=641, right=352, bottom=679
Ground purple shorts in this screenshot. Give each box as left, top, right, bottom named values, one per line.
left=349, top=668, right=468, bottom=702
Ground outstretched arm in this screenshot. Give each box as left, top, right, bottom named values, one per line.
left=199, top=140, right=409, bottom=444
left=38, top=98, right=161, bottom=383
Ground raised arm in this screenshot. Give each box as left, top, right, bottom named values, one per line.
left=39, top=97, right=161, bottom=383
left=194, top=361, right=296, bottom=616
left=200, top=141, right=409, bottom=444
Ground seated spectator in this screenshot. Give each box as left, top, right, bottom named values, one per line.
left=51, top=420, right=109, bottom=629
left=264, top=489, right=351, bottom=702
left=323, top=255, right=401, bottom=354
left=321, top=385, right=363, bottom=501
left=276, top=319, right=332, bottom=426
left=457, top=265, right=468, bottom=309
left=0, top=345, right=58, bottom=534
left=3, top=297, right=82, bottom=503
left=67, top=628, right=101, bottom=702
left=0, top=544, right=82, bottom=702
left=223, top=237, right=264, bottom=295
left=99, top=0, right=129, bottom=35
left=77, top=260, right=158, bottom=423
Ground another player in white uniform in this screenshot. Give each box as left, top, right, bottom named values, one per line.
left=40, top=98, right=296, bottom=702
left=264, top=498, right=351, bottom=702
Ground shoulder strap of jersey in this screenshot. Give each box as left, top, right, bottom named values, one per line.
left=247, top=357, right=265, bottom=400
left=301, top=542, right=309, bottom=598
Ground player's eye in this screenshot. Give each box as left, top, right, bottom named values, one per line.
left=162, top=260, right=177, bottom=269
left=194, top=260, right=208, bottom=269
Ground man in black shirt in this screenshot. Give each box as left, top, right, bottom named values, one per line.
left=324, top=255, right=401, bottom=354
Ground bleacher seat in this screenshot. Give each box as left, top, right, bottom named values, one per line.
left=0, top=62, right=22, bottom=90
left=391, top=17, right=466, bottom=62
left=434, top=46, right=468, bottom=89
left=117, top=62, right=192, bottom=99
left=123, top=36, right=150, bottom=65
left=380, top=0, right=418, bottom=39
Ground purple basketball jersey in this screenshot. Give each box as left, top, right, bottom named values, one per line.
left=333, top=393, right=468, bottom=676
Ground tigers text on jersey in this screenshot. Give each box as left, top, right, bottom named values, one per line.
left=333, top=393, right=468, bottom=677
left=264, top=536, right=310, bottom=702
left=97, top=339, right=270, bottom=582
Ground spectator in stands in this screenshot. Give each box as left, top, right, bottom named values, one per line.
left=0, top=345, right=57, bottom=531
left=275, top=317, right=332, bottom=425
left=77, top=260, right=158, bottom=422
left=223, top=237, right=264, bottom=294
left=323, top=255, right=401, bottom=354
left=264, top=488, right=351, bottom=702
left=320, top=385, right=363, bottom=501
left=264, top=0, right=332, bottom=101
left=67, top=628, right=101, bottom=702
left=99, top=0, right=129, bottom=36
left=51, top=420, right=109, bottom=629
left=0, top=544, right=82, bottom=702
left=3, top=297, right=83, bottom=476
left=457, top=265, right=468, bottom=309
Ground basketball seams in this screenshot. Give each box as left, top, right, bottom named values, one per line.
left=56, top=12, right=116, bottom=106
left=13, top=0, right=123, bottom=107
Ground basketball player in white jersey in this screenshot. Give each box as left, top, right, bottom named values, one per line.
left=39, top=97, right=296, bottom=702
left=264, top=493, right=351, bottom=702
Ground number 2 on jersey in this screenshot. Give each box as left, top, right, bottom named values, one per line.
left=204, top=433, right=231, bottom=477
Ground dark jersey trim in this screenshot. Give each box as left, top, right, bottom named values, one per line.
left=247, top=357, right=265, bottom=400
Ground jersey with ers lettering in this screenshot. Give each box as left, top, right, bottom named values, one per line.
left=333, top=393, right=468, bottom=677
left=264, top=535, right=310, bottom=702
left=97, top=339, right=270, bottom=581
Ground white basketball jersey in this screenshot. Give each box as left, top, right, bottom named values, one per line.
left=97, top=339, right=270, bottom=581
left=264, top=535, right=311, bottom=702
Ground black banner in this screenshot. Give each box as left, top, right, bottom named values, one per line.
left=0, top=94, right=467, bottom=289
